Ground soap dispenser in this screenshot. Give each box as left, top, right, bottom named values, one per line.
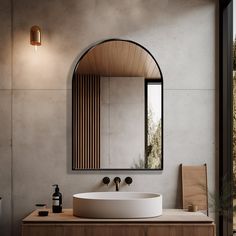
left=52, top=184, right=62, bottom=213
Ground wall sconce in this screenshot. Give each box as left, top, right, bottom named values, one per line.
left=30, top=25, right=41, bottom=51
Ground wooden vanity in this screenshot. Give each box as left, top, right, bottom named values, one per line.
left=22, top=209, right=215, bottom=236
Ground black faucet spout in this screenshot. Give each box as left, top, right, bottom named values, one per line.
left=114, top=177, right=121, bottom=191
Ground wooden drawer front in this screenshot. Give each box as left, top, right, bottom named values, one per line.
left=22, top=224, right=145, bottom=236
left=22, top=223, right=214, bottom=236
left=22, top=224, right=64, bottom=236
left=147, top=224, right=215, bottom=236
left=64, top=224, right=145, bottom=236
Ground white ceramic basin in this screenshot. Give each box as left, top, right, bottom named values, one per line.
left=73, top=192, right=162, bottom=218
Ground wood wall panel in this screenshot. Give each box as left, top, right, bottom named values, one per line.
left=181, top=165, right=208, bottom=214
left=73, top=74, right=100, bottom=169
left=76, top=41, right=161, bottom=78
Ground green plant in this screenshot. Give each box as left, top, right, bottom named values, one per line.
left=146, top=107, right=162, bottom=169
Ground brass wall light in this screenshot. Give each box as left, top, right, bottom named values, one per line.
left=30, top=25, right=41, bottom=51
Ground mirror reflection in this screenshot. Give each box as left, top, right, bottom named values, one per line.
left=72, top=39, right=163, bottom=170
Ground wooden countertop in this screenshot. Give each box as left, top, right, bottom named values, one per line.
left=22, top=209, right=214, bottom=224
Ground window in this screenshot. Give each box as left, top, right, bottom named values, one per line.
left=145, top=80, right=163, bottom=169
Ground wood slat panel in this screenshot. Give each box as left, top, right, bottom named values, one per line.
left=73, top=75, right=100, bottom=169
left=72, top=75, right=77, bottom=168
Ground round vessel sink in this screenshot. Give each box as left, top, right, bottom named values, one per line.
left=73, top=192, right=162, bottom=218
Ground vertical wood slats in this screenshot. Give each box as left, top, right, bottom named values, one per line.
left=73, top=74, right=100, bottom=169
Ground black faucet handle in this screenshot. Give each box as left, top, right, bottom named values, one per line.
left=102, top=177, right=110, bottom=185
left=114, top=177, right=121, bottom=183
left=125, top=177, right=133, bottom=185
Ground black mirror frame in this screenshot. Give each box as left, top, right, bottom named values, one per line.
left=72, top=39, right=164, bottom=171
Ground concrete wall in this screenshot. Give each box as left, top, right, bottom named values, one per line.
left=100, top=77, right=145, bottom=169
left=0, top=0, right=216, bottom=235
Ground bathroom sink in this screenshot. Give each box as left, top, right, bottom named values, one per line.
left=73, top=192, right=162, bottom=218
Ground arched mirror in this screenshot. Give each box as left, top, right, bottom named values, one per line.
left=72, top=39, right=163, bottom=170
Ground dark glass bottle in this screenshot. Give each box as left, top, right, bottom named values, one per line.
left=52, top=184, right=62, bottom=213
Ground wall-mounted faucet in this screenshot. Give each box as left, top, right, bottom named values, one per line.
left=125, top=177, right=133, bottom=185
left=102, top=177, right=110, bottom=186
left=102, top=176, right=132, bottom=191
left=114, top=177, right=121, bottom=191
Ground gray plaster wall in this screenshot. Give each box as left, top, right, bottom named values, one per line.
left=0, top=0, right=216, bottom=235
left=100, top=77, right=145, bottom=169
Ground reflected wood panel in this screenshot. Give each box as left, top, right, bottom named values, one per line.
left=76, top=41, right=161, bottom=78
left=73, top=74, right=100, bottom=169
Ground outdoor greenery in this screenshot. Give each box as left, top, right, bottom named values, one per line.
left=146, top=107, right=162, bottom=169
left=233, top=37, right=236, bottom=71
left=234, top=79, right=236, bottom=196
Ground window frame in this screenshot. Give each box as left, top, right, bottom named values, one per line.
left=219, top=0, right=233, bottom=235
left=145, top=79, right=163, bottom=170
